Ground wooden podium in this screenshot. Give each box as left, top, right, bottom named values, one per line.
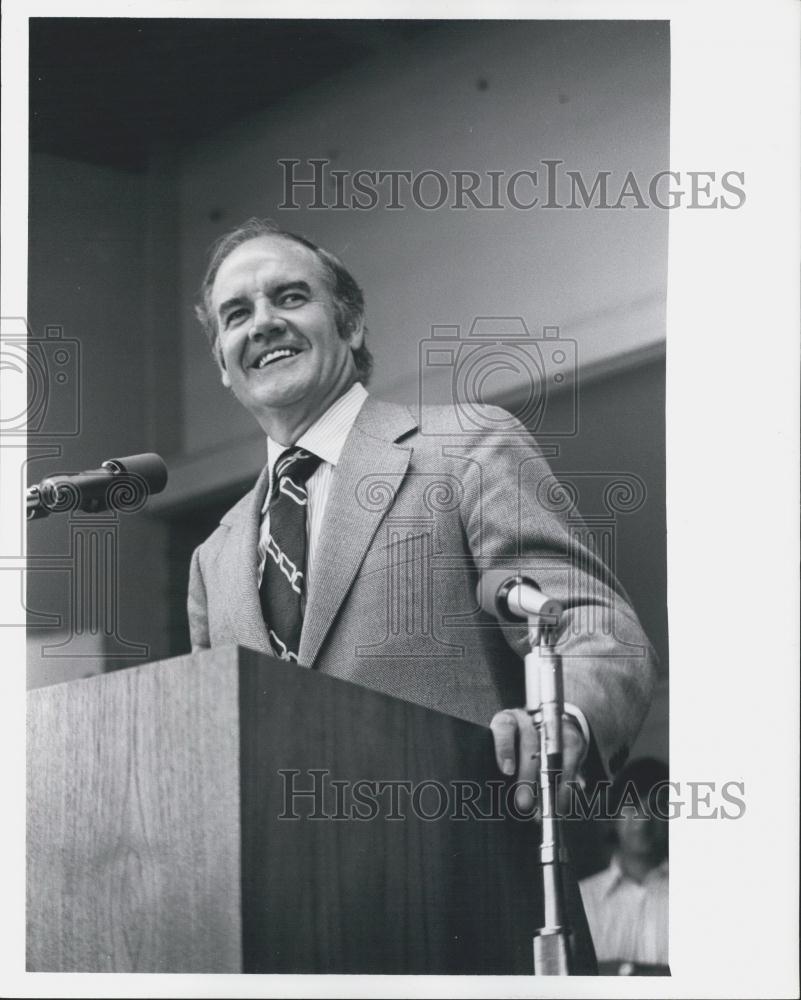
left=27, top=645, right=595, bottom=974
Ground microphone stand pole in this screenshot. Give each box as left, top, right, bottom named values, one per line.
left=525, top=618, right=573, bottom=975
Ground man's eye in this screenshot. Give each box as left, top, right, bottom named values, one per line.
left=224, top=308, right=248, bottom=327
left=280, top=292, right=306, bottom=307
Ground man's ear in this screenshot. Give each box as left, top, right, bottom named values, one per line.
left=346, top=316, right=365, bottom=350
left=215, top=342, right=232, bottom=388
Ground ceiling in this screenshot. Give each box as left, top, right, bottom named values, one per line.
left=29, top=18, right=439, bottom=172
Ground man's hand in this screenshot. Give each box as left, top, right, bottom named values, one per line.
left=490, top=709, right=587, bottom=813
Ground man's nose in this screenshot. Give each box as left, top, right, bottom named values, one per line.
left=250, top=299, right=286, bottom=337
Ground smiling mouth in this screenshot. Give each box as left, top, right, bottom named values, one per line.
left=251, top=347, right=302, bottom=370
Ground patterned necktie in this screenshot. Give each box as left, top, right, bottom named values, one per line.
left=260, top=446, right=322, bottom=663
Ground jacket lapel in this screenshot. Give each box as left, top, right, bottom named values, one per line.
left=220, top=462, right=273, bottom=653
left=299, top=397, right=417, bottom=666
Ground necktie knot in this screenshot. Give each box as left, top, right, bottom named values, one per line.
left=273, top=447, right=322, bottom=496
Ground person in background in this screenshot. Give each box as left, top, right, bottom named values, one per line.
left=579, top=756, right=669, bottom=974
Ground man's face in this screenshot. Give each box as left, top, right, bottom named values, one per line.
left=616, top=803, right=668, bottom=861
left=210, top=235, right=363, bottom=435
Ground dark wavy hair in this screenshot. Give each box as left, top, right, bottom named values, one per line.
left=609, top=756, right=670, bottom=820
left=195, top=217, right=373, bottom=385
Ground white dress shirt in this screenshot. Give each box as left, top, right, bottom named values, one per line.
left=579, top=855, right=669, bottom=965
left=258, top=381, right=368, bottom=592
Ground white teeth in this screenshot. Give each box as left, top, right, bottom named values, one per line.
left=255, top=348, right=298, bottom=369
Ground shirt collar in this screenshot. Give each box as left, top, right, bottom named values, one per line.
left=264, top=382, right=368, bottom=504
left=602, top=854, right=669, bottom=896
left=602, top=854, right=627, bottom=895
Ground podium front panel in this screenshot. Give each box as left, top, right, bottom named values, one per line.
left=28, top=646, right=594, bottom=974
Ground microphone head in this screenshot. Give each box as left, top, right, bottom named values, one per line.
left=102, top=453, right=168, bottom=494
left=476, top=569, right=538, bottom=622
left=477, top=569, right=563, bottom=624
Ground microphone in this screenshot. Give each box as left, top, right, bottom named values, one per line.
left=478, top=568, right=573, bottom=973
left=27, top=453, right=168, bottom=519
left=477, top=569, right=563, bottom=626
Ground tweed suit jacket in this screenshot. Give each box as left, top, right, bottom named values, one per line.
left=188, top=396, right=657, bottom=776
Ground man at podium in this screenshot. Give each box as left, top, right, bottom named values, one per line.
left=26, top=217, right=662, bottom=976
left=188, top=217, right=657, bottom=800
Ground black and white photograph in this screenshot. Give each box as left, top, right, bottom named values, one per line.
left=1, top=1, right=798, bottom=997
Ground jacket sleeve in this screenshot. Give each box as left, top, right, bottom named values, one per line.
left=187, top=545, right=211, bottom=651
left=457, top=406, right=658, bottom=776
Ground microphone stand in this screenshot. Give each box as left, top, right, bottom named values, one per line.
left=525, top=615, right=573, bottom=975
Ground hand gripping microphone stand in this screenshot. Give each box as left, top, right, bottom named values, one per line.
left=488, top=574, right=574, bottom=975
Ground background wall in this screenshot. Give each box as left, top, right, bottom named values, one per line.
left=26, top=154, right=172, bottom=681
left=176, top=20, right=668, bottom=456
left=26, top=19, right=668, bottom=760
